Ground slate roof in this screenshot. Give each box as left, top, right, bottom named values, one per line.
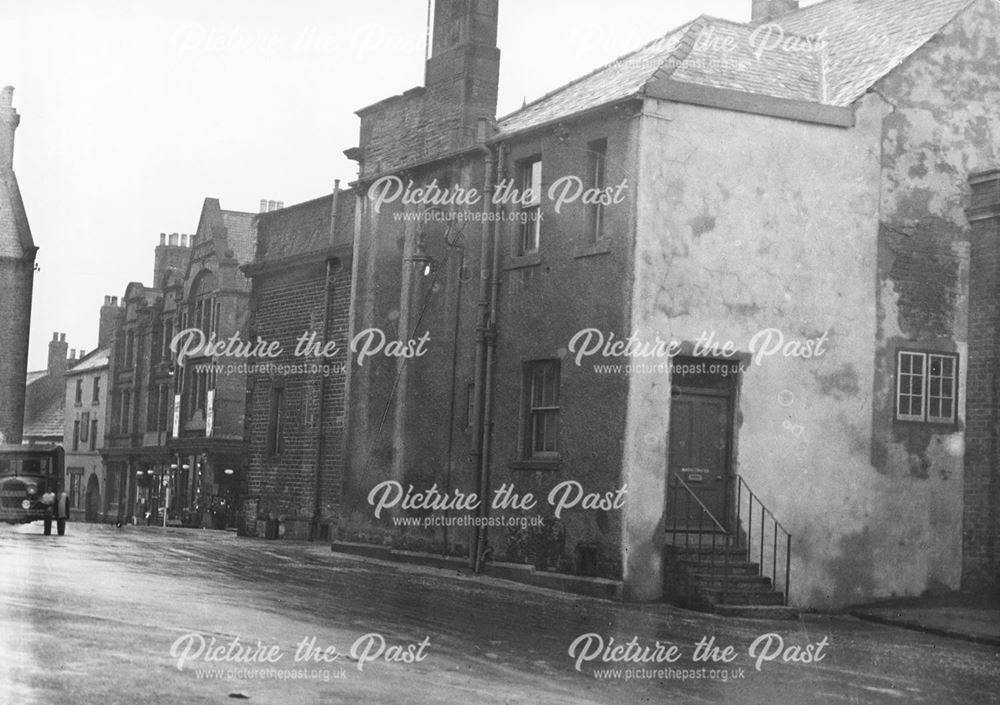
left=497, top=0, right=975, bottom=135
left=22, top=393, right=63, bottom=441
left=65, top=347, right=110, bottom=375
left=498, top=20, right=695, bottom=135
left=25, top=370, right=47, bottom=386
left=221, top=210, right=257, bottom=266
left=777, top=0, right=976, bottom=105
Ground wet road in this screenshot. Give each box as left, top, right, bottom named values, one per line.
left=0, top=523, right=996, bottom=705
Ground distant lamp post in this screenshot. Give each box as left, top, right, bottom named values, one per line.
left=407, top=230, right=437, bottom=277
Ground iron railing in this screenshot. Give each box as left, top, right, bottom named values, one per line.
left=666, top=472, right=792, bottom=606
left=735, top=476, right=791, bottom=605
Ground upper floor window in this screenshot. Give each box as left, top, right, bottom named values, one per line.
left=92, top=376, right=100, bottom=404
left=125, top=331, right=135, bottom=369
left=189, top=271, right=219, bottom=341
left=121, top=389, right=132, bottom=435
left=523, top=360, right=560, bottom=459
left=896, top=350, right=958, bottom=424
left=89, top=419, right=98, bottom=451
left=585, top=139, right=607, bottom=243
left=74, top=379, right=83, bottom=405
left=162, top=318, right=174, bottom=361
left=80, top=412, right=90, bottom=443
left=158, top=385, right=170, bottom=433
left=517, top=157, right=542, bottom=256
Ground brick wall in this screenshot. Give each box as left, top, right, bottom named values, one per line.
left=0, top=256, right=32, bottom=444
left=245, top=194, right=353, bottom=540
left=964, top=168, right=1000, bottom=592
left=344, top=108, right=634, bottom=577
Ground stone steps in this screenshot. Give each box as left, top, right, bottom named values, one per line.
left=665, top=545, right=796, bottom=619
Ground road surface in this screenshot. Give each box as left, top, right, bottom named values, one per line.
left=0, top=522, right=996, bottom=704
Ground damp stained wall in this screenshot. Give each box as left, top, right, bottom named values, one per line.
left=872, top=0, right=999, bottom=594
left=624, top=0, right=999, bottom=606
left=626, top=93, right=889, bottom=606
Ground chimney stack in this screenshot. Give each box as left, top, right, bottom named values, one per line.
left=99, top=295, right=121, bottom=348
left=751, top=0, right=799, bottom=22
left=0, top=86, right=19, bottom=171
left=424, top=0, right=500, bottom=152
left=48, top=332, right=68, bottom=376
left=154, top=232, right=191, bottom=287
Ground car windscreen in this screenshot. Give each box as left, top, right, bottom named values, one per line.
left=0, top=454, right=53, bottom=477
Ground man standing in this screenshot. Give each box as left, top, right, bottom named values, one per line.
left=41, top=482, right=69, bottom=536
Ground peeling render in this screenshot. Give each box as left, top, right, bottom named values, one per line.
left=623, top=0, right=999, bottom=607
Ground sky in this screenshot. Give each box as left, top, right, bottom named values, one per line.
left=2, top=0, right=820, bottom=370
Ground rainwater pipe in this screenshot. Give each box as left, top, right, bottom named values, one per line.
left=312, top=180, right=341, bottom=540
left=468, top=143, right=497, bottom=571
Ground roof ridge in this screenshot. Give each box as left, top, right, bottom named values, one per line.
left=778, top=0, right=977, bottom=25
left=497, top=17, right=700, bottom=123
left=646, top=16, right=711, bottom=86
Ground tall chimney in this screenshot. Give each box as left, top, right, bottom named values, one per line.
left=0, top=86, right=19, bottom=170
left=424, top=0, right=500, bottom=151
left=752, top=0, right=799, bottom=22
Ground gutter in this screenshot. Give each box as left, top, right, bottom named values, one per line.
left=644, top=79, right=855, bottom=128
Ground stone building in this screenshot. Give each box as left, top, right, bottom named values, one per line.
left=339, top=0, right=1000, bottom=609
left=62, top=296, right=120, bottom=522
left=0, top=86, right=36, bottom=445
left=167, top=200, right=256, bottom=530
left=102, top=270, right=174, bottom=524
left=240, top=188, right=354, bottom=540
left=103, top=200, right=255, bottom=527
left=64, top=345, right=111, bottom=521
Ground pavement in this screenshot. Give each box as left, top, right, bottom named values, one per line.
left=850, top=593, right=1000, bottom=647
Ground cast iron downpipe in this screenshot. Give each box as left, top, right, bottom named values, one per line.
left=469, top=144, right=496, bottom=571
left=311, top=180, right=341, bottom=540
left=441, top=219, right=466, bottom=555
left=474, top=143, right=506, bottom=573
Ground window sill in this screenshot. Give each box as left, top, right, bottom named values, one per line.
left=573, top=240, right=612, bottom=259
left=893, top=417, right=960, bottom=431
left=505, top=252, right=542, bottom=270
left=510, top=458, right=562, bottom=471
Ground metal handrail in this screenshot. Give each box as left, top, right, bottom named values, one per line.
left=735, top=476, right=792, bottom=606
left=666, top=471, right=793, bottom=607
left=671, top=473, right=728, bottom=534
